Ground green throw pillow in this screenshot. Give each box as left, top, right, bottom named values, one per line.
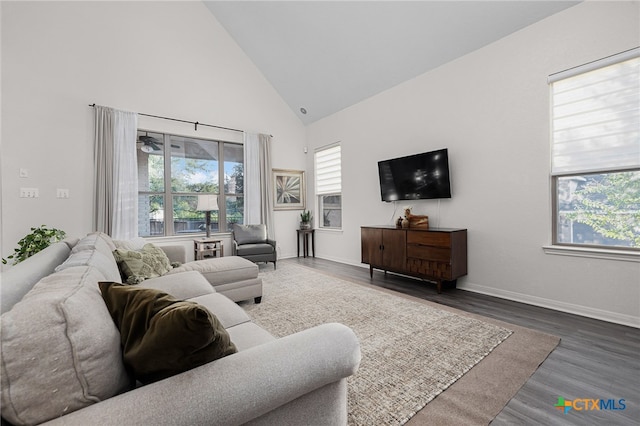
left=99, top=282, right=237, bottom=384
left=113, top=243, right=173, bottom=284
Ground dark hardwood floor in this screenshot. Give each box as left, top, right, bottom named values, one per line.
left=286, top=257, right=640, bottom=426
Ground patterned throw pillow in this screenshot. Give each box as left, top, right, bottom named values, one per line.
left=113, top=243, right=173, bottom=284
left=99, top=282, right=237, bottom=384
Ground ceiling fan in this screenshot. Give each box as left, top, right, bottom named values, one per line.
left=138, top=135, right=181, bottom=153
left=139, top=135, right=161, bottom=153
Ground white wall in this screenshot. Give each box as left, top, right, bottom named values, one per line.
left=306, top=1, right=640, bottom=327
left=1, top=1, right=307, bottom=266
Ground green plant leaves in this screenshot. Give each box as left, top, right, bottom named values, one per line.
left=1, top=225, right=66, bottom=265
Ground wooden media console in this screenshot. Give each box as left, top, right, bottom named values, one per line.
left=361, top=226, right=468, bottom=293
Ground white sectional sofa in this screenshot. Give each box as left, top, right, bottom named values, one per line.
left=0, top=233, right=361, bottom=425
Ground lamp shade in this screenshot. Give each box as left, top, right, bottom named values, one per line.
left=196, top=194, right=219, bottom=212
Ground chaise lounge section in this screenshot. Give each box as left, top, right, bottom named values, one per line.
left=167, top=255, right=263, bottom=304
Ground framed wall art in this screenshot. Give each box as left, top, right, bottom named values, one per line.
left=273, top=169, right=305, bottom=210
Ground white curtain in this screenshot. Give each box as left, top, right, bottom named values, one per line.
left=244, top=133, right=261, bottom=224
left=244, top=132, right=275, bottom=239
left=94, top=106, right=139, bottom=239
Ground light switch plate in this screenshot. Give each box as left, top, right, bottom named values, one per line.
left=20, top=188, right=39, bottom=198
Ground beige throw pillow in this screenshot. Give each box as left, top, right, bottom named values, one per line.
left=113, top=243, right=173, bottom=284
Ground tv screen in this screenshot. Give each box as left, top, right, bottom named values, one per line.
left=378, top=148, right=451, bottom=201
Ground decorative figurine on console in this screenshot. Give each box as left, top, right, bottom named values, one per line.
left=403, top=207, right=429, bottom=229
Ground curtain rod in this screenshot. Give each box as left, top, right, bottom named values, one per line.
left=89, top=103, right=249, bottom=134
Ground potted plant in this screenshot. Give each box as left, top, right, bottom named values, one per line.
left=300, top=210, right=313, bottom=230
left=2, top=225, right=66, bottom=265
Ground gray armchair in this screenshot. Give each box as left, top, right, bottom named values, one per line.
left=231, top=224, right=277, bottom=269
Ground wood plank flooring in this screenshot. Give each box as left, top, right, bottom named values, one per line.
left=285, top=257, right=640, bottom=425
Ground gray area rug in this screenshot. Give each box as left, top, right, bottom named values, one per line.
left=243, top=262, right=518, bottom=425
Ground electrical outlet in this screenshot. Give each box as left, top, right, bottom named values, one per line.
left=20, top=188, right=39, bottom=198
left=56, top=188, right=70, bottom=199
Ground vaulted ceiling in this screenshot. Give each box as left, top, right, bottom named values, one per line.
left=204, top=1, right=580, bottom=125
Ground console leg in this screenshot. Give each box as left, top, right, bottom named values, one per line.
left=254, top=296, right=262, bottom=304
left=369, top=266, right=373, bottom=278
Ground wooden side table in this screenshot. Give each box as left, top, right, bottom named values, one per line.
left=194, top=238, right=223, bottom=260
left=296, top=229, right=315, bottom=258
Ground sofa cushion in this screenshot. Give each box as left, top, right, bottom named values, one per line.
left=138, top=270, right=215, bottom=300
left=188, top=293, right=252, bottom=329
left=113, top=237, right=147, bottom=251
left=232, top=224, right=267, bottom=245
left=113, top=243, right=173, bottom=284
left=168, top=256, right=258, bottom=286
left=225, top=322, right=276, bottom=351
left=99, top=282, right=238, bottom=384
left=71, top=232, right=116, bottom=257
left=1, top=266, right=132, bottom=426
left=0, top=241, right=72, bottom=314
left=55, top=248, right=122, bottom=282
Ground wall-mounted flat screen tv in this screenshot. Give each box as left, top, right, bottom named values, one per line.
left=378, top=148, right=451, bottom=201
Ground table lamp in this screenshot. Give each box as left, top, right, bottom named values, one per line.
left=196, top=194, right=219, bottom=238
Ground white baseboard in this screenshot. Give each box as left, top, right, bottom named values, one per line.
left=460, top=281, right=640, bottom=329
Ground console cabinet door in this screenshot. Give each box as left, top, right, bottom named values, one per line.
left=361, top=227, right=407, bottom=272
left=381, top=229, right=406, bottom=272
left=361, top=228, right=383, bottom=266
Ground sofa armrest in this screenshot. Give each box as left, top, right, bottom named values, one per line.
left=42, top=323, right=360, bottom=426
left=267, top=238, right=276, bottom=248
left=232, top=240, right=239, bottom=255
left=160, top=245, right=187, bottom=264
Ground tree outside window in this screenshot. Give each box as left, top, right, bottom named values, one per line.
left=557, top=171, right=640, bottom=248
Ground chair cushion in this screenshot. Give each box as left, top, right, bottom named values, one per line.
left=233, top=224, right=267, bottom=245
left=99, top=282, right=237, bottom=384
left=1, top=266, right=132, bottom=426
left=236, top=243, right=275, bottom=257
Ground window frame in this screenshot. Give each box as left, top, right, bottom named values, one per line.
left=137, top=130, right=243, bottom=237
left=548, top=48, right=639, bottom=253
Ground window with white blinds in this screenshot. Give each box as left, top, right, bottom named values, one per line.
left=550, top=48, right=640, bottom=175
left=315, top=144, right=342, bottom=194
left=315, top=144, right=342, bottom=229
left=549, top=48, right=640, bottom=250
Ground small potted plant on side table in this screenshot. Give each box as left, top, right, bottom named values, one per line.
left=300, top=210, right=312, bottom=230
